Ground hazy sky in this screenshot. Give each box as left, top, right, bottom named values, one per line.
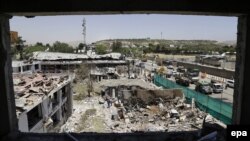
left=10, top=14, right=237, bottom=45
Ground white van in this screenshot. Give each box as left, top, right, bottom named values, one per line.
left=211, top=83, right=223, bottom=93
left=226, top=80, right=234, bottom=88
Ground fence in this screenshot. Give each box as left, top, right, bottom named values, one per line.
left=154, top=74, right=232, bottom=124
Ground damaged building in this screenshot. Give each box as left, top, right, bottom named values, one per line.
left=96, top=79, right=225, bottom=133
left=31, top=52, right=127, bottom=72
left=28, top=51, right=128, bottom=81
left=12, top=60, right=41, bottom=74
left=14, top=73, right=73, bottom=132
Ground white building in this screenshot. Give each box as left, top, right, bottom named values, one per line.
left=12, top=61, right=41, bottom=74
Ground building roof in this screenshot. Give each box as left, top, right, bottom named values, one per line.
left=32, top=52, right=122, bottom=61
left=12, top=60, right=41, bottom=67
left=13, top=73, right=71, bottom=116
left=98, top=79, right=158, bottom=89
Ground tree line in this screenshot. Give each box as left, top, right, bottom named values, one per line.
left=109, top=41, right=236, bottom=57
left=11, top=39, right=75, bottom=60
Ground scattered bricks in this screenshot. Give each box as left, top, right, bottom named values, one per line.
left=170, top=109, right=179, bottom=118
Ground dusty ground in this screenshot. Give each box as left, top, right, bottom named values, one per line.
left=60, top=96, right=112, bottom=132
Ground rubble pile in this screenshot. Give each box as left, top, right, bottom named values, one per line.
left=14, top=73, right=69, bottom=115
left=107, top=96, right=218, bottom=132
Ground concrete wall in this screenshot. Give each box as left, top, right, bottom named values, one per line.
left=17, top=83, right=72, bottom=133
left=17, top=112, right=29, bottom=132
left=135, top=89, right=183, bottom=104
left=177, top=61, right=235, bottom=79
left=12, top=63, right=41, bottom=74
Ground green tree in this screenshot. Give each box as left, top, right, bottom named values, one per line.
left=50, top=41, right=74, bottom=53
left=95, top=44, right=107, bottom=54
left=23, top=43, right=47, bottom=59
left=16, top=36, right=26, bottom=60
left=35, top=42, right=43, bottom=46
left=111, top=41, right=122, bottom=52
left=45, top=43, right=50, bottom=47
left=78, top=43, right=85, bottom=50
left=24, top=45, right=46, bottom=54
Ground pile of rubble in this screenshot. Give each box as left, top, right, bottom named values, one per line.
left=14, top=73, right=70, bottom=115
left=105, top=96, right=219, bottom=132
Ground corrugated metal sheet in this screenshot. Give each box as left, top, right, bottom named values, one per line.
left=32, top=52, right=122, bottom=60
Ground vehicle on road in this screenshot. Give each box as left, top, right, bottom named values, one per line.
left=211, top=83, right=223, bottom=93
left=175, top=76, right=190, bottom=86
left=172, top=70, right=180, bottom=77
left=185, top=68, right=200, bottom=84
left=165, top=69, right=173, bottom=78
left=195, top=81, right=213, bottom=95
left=177, top=66, right=186, bottom=73
left=167, top=65, right=174, bottom=70
left=226, top=80, right=234, bottom=88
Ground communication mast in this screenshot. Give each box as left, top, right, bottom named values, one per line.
left=82, top=18, right=86, bottom=44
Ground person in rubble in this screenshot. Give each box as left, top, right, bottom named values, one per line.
left=107, top=97, right=112, bottom=108
left=104, top=94, right=112, bottom=108
left=101, top=90, right=105, bottom=97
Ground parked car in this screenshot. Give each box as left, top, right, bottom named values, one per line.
left=211, top=83, right=223, bottom=93
left=195, top=82, right=213, bottom=95
left=165, top=70, right=173, bottom=78
left=177, top=66, right=186, bottom=73
left=167, top=65, right=174, bottom=70
left=172, top=70, right=180, bottom=77
left=175, top=76, right=190, bottom=86
left=226, top=80, right=234, bottom=88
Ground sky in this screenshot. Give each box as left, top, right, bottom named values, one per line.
left=10, top=14, right=237, bottom=45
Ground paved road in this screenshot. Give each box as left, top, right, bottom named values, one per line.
left=135, top=61, right=234, bottom=104
left=168, top=76, right=233, bottom=104
left=188, top=83, right=233, bottom=104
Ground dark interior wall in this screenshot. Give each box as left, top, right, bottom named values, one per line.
left=233, top=15, right=250, bottom=124
left=0, top=0, right=249, bottom=16
left=0, top=15, right=18, bottom=137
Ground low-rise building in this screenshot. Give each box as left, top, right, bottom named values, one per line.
left=12, top=61, right=41, bottom=74
left=14, top=73, right=73, bottom=132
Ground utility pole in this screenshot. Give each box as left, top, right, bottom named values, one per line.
left=82, top=18, right=86, bottom=45
left=161, top=32, right=163, bottom=40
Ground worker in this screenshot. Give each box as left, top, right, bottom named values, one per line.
left=106, top=96, right=112, bottom=108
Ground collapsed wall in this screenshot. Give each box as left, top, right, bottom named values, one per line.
left=101, top=85, right=223, bottom=133
left=135, top=89, right=184, bottom=104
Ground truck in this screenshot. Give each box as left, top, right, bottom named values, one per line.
left=175, top=76, right=190, bottom=86
left=195, top=81, right=213, bottom=95
left=177, top=66, right=186, bottom=73
left=185, top=68, right=200, bottom=84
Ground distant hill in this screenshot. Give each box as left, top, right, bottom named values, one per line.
left=94, top=39, right=220, bottom=47
left=219, top=40, right=236, bottom=46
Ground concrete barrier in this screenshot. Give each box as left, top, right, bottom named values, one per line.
left=177, top=61, right=235, bottom=79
